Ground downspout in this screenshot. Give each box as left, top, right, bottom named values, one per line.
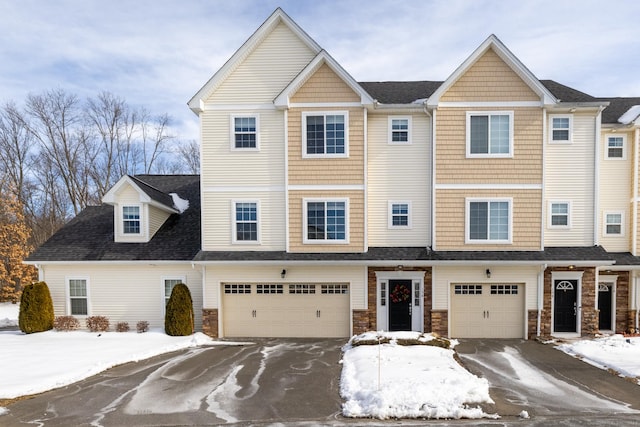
left=541, top=108, right=547, bottom=250
left=537, top=263, right=547, bottom=337
left=363, top=106, right=368, bottom=252
left=429, top=107, right=437, bottom=251
left=634, top=127, right=639, bottom=255
left=594, top=107, right=604, bottom=245
left=284, top=109, right=290, bottom=253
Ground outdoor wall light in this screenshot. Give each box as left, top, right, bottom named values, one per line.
left=281, top=269, right=287, bottom=279
left=485, top=268, right=491, bottom=278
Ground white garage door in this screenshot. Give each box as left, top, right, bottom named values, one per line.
left=222, top=283, right=350, bottom=338
left=450, top=283, right=524, bottom=338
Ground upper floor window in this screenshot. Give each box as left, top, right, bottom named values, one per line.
left=231, top=116, right=258, bottom=150
left=549, top=202, right=570, bottom=228
left=68, top=278, right=88, bottom=316
left=388, top=201, right=411, bottom=228
left=550, top=115, right=572, bottom=143
left=388, top=117, right=411, bottom=144
left=304, top=199, right=348, bottom=243
left=122, top=206, right=140, bottom=234
left=303, top=112, right=348, bottom=157
left=606, top=135, right=625, bottom=159
left=466, top=111, right=513, bottom=157
left=604, top=212, right=623, bottom=235
left=164, top=278, right=183, bottom=306
left=466, top=198, right=511, bottom=244
left=233, top=201, right=259, bottom=243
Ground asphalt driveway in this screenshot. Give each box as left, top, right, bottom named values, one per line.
left=3, top=339, right=346, bottom=426
left=456, top=339, right=640, bottom=424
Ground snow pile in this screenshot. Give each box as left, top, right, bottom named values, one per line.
left=618, top=105, right=640, bottom=125
left=557, top=335, right=640, bottom=383
left=340, top=331, right=497, bottom=420
left=0, top=302, right=19, bottom=328
left=0, top=329, right=230, bottom=399
left=169, top=192, right=189, bottom=213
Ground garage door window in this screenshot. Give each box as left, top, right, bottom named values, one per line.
left=289, top=284, right=316, bottom=294
left=224, top=284, right=251, bottom=294
left=257, top=284, right=283, bottom=294
left=454, top=284, right=482, bottom=295
left=321, top=284, right=349, bottom=294
left=491, top=284, right=518, bottom=294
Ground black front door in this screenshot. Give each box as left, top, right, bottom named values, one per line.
left=554, top=280, right=577, bottom=332
left=598, top=284, right=613, bottom=330
left=388, top=280, right=412, bottom=331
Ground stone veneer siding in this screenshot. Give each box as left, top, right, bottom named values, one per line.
left=430, top=310, right=448, bottom=336
left=614, top=271, right=630, bottom=334
left=202, top=309, right=218, bottom=338
left=528, top=310, right=537, bottom=339
left=352, top=310, right=369, bottom=335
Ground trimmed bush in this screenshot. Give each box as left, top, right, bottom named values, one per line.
left=86, top=316, right=110, bottom=332
left=164, top=283, right=194, bottom=336
left=115, top=322, right=130, bottom=332
left=18, top=281, right=54, bottom=334
left=54, top=315, right=81, bottom=331
left=136, top=320, right=149, bottom=333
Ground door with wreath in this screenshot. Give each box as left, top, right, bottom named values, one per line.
left=388, top=280, right=412, bottom=330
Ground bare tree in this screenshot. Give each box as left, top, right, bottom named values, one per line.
left=176, top=140, right=200, bottom=174
left=0, top=102, right=35, bottom=203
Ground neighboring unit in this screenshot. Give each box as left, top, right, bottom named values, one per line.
left=27, top=8, right=640, bottom=339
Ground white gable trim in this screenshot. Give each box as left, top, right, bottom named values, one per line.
left=273, top=50, right=374, bottom=108
left=188, top=8, right=322, bottom=113
left=427, top=34, right=557, bottom=108
left=102, top=176, right=178, bottom=214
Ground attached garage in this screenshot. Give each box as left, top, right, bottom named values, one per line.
left=450, top=283, right=525, bottom=338
left=221, top=283, right=350, bottom=337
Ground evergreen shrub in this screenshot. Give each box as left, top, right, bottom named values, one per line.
left=164, top=283, right=194, bottom=336
left=18, top=281, right=54, bottom=334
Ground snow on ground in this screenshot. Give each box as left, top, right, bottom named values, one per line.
left=340, top=331, right=497, bottom=420
left=0, top=302, right=19, bottom=328
left=557, top=335, right=640, bottom=384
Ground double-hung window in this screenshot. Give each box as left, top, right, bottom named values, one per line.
left=388, top=201, right=411, bottom=228
left=388, top=117, right=411, bottom=144
left=604, top=212, right=623, bottom=235
left=466, top=111, right=513, bottom=157
left=123, top=206, right=140, bottom=234
left=303, top=112, right=348, bottom=157
left=549, top=202, right=570, bottom=228
left=550, top=116, right=572, bottom=143
left=68, top=279, right=88, bottom=316
left=606, top=135, right=625, bottom=159
left=164, top=278, right=183, bottom=306
left=304, top=199, right=348, bottom=243
left=231, top=116, right=258, bottom=150
left=466, top=198, right=511, bottom=243
left=233, top=201, right=259, bottom=243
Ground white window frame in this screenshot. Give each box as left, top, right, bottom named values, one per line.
left=466, top=111, right=514, bottom=158
left=302, top=111, right=349, bottom=158
left=548, top=201, right=571, bottom=229
left=465, top=197, right=513, bottom=244
left=388, top=116, right=412, bottom=144
left=232, top=200, right=260, bottom=244
left=605, top=134, right=626, bottom=160
left=66, top=277, right=90, bottom=317
left=162, top=277, right=186, bottom=313
left=303, top=198, right=350, bottom=244
left=230, top=115, right=260, bottom=151
left=122, top=205, right=142, bottom=235
left=388, top=201, right=412, bottom=229
left=603, top=211, right=624, bottom=236
left=549, top=115, right=573, bottom=143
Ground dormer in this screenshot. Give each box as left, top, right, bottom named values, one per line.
left=102, top=175, right=185, bottom=243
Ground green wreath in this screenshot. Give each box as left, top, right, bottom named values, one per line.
left=390, top=284, right=410, bottom=303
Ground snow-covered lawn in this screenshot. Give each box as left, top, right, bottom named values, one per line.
left=340, top=331, right=497, bottom=420
left=557, top=335, right=640, bottom=384
left=0, top=302, right=19, bottom=328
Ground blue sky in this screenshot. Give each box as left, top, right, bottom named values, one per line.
left=1, top=0, right=639, bottom=141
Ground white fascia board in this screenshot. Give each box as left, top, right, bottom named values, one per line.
left=188, top=8, right=322, bottom=113
left=274, top=50, right=374, bottom=108
left=101, top=175, right=141, bottom=204
left=191, top=259, right=614, bottom=267
left=427, top=34, right=558, bottom=108
left=24, top=260, right=195, bottom=266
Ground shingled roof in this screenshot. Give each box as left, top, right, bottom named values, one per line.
left=27, top=175, right=200, bottom=262
left=599, top=97, right=640, bottom=124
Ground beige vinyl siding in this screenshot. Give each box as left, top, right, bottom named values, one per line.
left=148, top=205, right=171, bottom=239
left=367, top=113, right=431, bottom=246
left=114, top=184, right=146, bottom=242
left=203, top=264, right=366, bottom=311
left=41, top=264, right=203, bottom=330
left=432, top=265, right=539, bottom=310
left=436, top=107, right=543, bottom=184
left=544, top=113, right=596, bottom=246
left=435, top=189, right=542, bottom=250
left=288, top=107, right=365, bottom=185
left=290, top=63, right=360, bottom=103
left=200, top=109, right=284, bottom=188
left=201, top=191, right=285, bottom=251
left=288, top=190, right=365, bottom=252
left=599, top=129, right=633, bottom=251
left=206, top=22, right=316, bottom=105
left=441, top=48, right=539, bottom=102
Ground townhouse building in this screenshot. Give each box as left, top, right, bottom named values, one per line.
left=27, top=8, right=640, bottom=339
